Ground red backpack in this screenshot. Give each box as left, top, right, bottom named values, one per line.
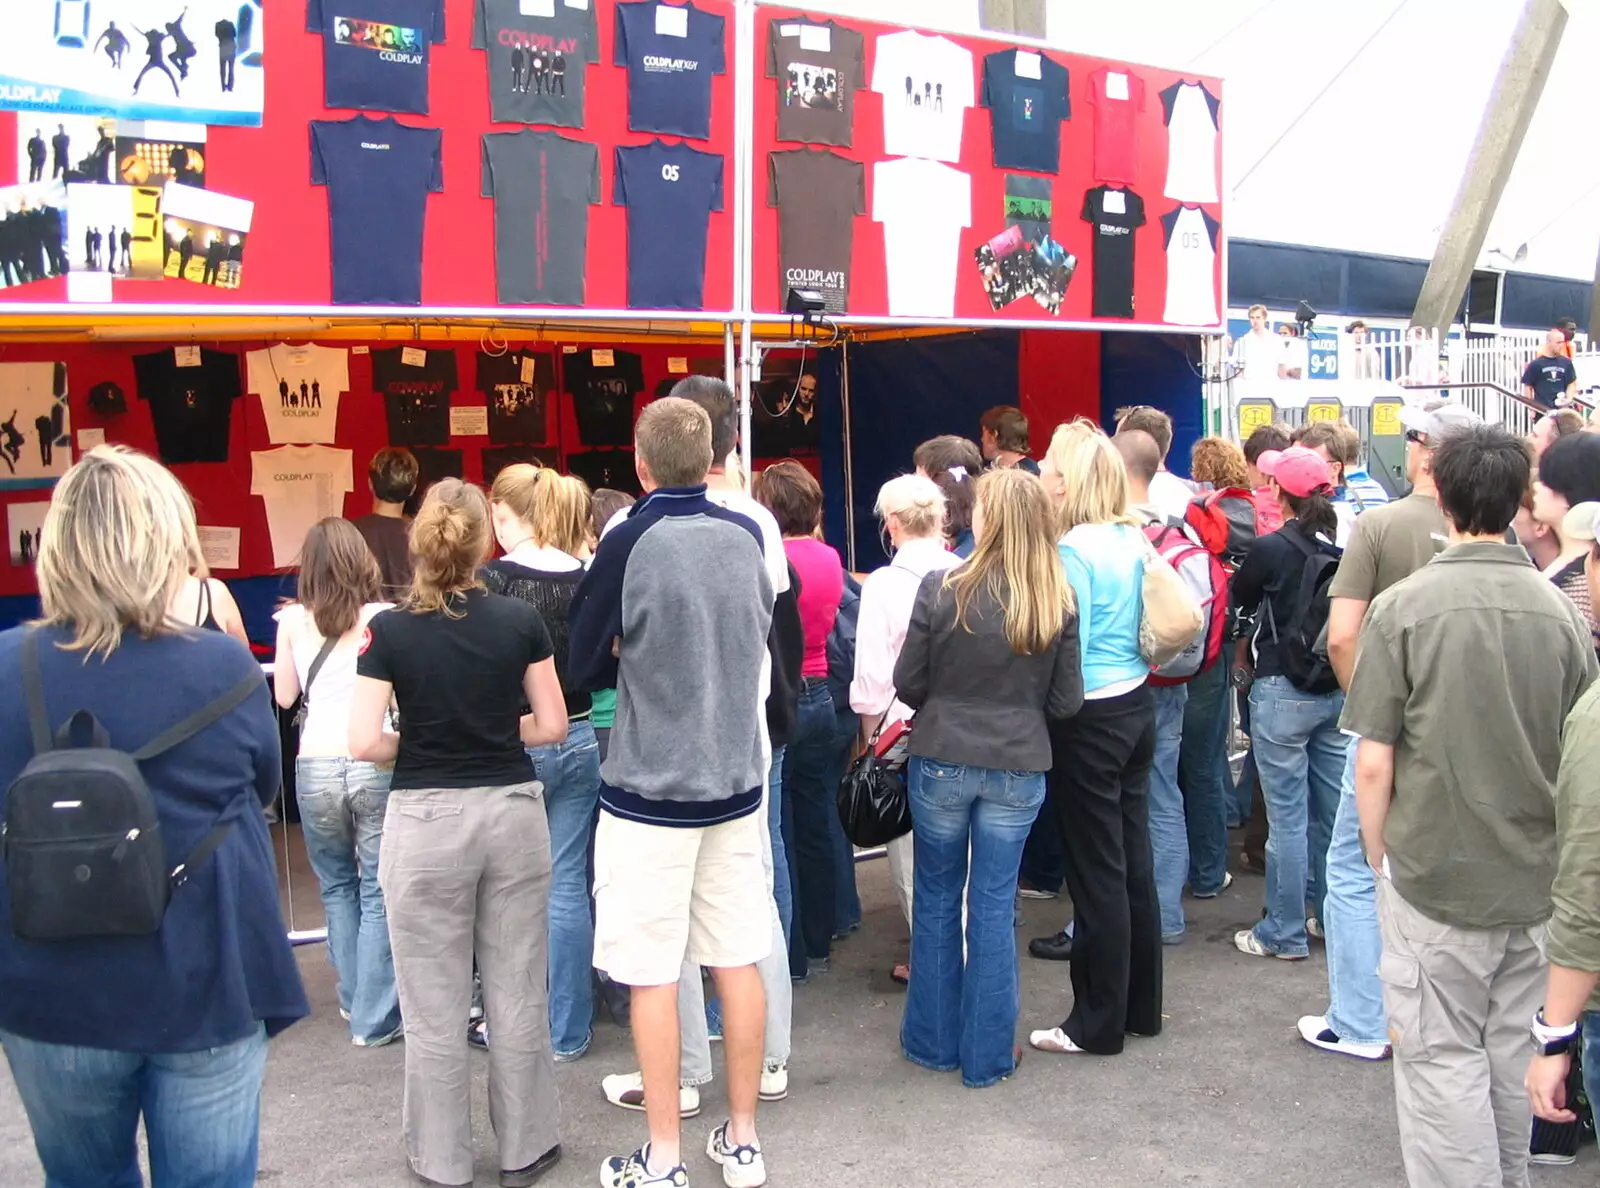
left=1183, top=487, right=1262, bottom=570
left=1142, top=519, right=1230, bottom=685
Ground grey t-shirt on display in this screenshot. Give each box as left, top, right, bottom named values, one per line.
left=481, top=130, right=601, bottom=307
left=766, top=18, right=866, bottom=148
left=768, top=148, right=864, bottom=314
left=472, top=0, right=600, bottom=127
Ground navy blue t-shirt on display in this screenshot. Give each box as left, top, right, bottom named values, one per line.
left=308, top=0, right=447, bottom=115
left=311, top=115, right=444, bottom=305
left=614, top=0, right=726, bottom=140
left=981, top=49, right=1071, bottom=174
left=614, top=140, right=723, bottom=311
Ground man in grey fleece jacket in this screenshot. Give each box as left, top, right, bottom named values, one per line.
left=570, top=397, right=776, bottom=1188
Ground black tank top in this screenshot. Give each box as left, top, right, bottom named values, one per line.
left=194, top=580, right=222, bottom=633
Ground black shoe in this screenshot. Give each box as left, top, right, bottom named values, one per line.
left=1028, top=930, right=1074, bottom=962
left=501, top=1144, right=561, bottom=1187
left=599, top=975, right=632, bottom=1029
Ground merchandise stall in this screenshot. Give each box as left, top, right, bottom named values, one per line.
left=0, top=0, right=1223, bottom=930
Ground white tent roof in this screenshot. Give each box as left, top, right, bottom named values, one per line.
left=809, top=0, right=1600, bottom=280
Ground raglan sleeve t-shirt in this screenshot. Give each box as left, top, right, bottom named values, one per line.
left=614, top=0, right=726, bottom=140
left=307, top=0, right=447, bottom=115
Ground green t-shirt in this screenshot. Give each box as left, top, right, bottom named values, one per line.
left=590, top=687, right=617, bottom=730
left=1328, top=492, right=1448, bottom=603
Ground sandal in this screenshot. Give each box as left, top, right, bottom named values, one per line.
left=467, top=1018, right=488, bottom=1049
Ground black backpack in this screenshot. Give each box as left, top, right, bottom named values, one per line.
left=2, top=631, right=262, bottom=941
left=1263, top=522, right=1343, bottom=695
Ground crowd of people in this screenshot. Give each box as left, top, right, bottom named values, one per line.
left=5, top=381, right=1600, bottom=1188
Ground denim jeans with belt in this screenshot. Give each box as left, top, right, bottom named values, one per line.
left=902, top=756, right=1045, bottom=1088
left=295, top=756, right=400, bottom=1044
left=2, top=1023, right=268, bottom=1188
left=1247, top=676, right=1348, bottom=956
left=785, top=679, right=840, bottom=970
left=1320, top=739, right=1388, bottom=1045
left=1146, top=683, right=1190, bottom=940
left=1177, top=659, right=1231, bottom=893
left=528, top=717, right=602, bottom=1059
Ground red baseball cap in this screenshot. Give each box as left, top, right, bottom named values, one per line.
left=1258, top=447, right=1335, bottom=498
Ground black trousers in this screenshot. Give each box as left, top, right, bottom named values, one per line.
left=1050, top=684, right=1162, bottom=1054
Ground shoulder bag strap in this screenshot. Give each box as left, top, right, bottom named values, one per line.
left=196, top=578, right=212, bottom=626
left=301, top=635, right=339, bottom=706
left=170, top=791, right=253, bottom=888
left=132, top=673, right=263, bottom=762
left=21, top=629, right=51, bottom=756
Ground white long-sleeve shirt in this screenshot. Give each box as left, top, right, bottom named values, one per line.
left=850, top=537, right=960, bottom=724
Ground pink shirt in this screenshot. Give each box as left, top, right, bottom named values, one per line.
left=784, top=537, right=845, bottom=678
left=1252, top=486, right=1285, bottom=535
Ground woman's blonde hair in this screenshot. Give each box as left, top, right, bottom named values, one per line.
left=874, top=474, right=945, bottom=540
left=1044, top=420, right=1139, bottom=533
left=34, top=445, right=203, bottom=657
left=945, top=469, right=1072, bottom=655
left=406, top=478, right=491, bottom=616
left=490, top=464, right=593, bottom=557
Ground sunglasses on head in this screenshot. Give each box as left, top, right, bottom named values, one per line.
left=1405, top=429, right=1428, bottom=445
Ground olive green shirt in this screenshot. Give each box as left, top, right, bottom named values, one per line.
left=1548, top=681, right=1600, bottom=1010
left=1342, top=541, right=1598, bottom=929
left=1328, top=492, right=1448, bottom=602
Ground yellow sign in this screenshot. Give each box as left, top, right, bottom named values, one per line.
left=1306, top=401, right=1342, bottom=423
left=1371, top=400, right=1403, bottom=437
left=1237, top=401, right=1275, bottom=437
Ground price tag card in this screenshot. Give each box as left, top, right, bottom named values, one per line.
left=799, top=25, right=831, bottom=53
left=655, top=6, right=688, bottom=37
left=401, top=346, right=427, bottom=367
left=521, top=0, right=555, bottom=14
left=1107, top=71, right=1130, bottom=101
left=520, top=355, right=537, bottom=384
left=1014, top=50, right=1042, bottom=80
left=351, top=345, right=370, bottom=355
left=198, top=526, right=241, bottom=571
left=449, top=406, right=489, bottom=437
left=592, top=348, right=615, bottom=367
left=562, top=345, right=579, bottom=354
left=1103, top=189, right=1127, bottom=215
left=779, top=23, right=800, bottom=36
left=174, top=345, right=202, bottom=367
left=668, top=356, right=689, bottom=374
left=78, top=427, right=106, bottom=450
left=563, top=0, right=589, bottom=8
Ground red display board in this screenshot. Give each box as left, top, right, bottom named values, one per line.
left=751, top=6, right=1223, bottom=329
left=0, top=0, right=738, bottom=314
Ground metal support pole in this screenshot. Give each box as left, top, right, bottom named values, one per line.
left=840, top=336, right=856, bottom=571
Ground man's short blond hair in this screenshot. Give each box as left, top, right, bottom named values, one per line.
left=635, top=397, right=714, bottom=488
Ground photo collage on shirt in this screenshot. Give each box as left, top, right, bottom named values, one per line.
left=754, top=7, right=1223, bottom=327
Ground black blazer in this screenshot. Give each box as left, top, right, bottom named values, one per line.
left=893, top=570, right=1083, bottom=773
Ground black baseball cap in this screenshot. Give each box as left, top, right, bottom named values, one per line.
left=87, top=381, right=126, bottom=414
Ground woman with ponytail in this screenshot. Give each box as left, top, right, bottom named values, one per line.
left=482, top=464, right=601, bottom=1062
left=1227, top=446, right=1349, bottom=962
left=350, top=478, right=569, bottom=1188
left=893, top=468, right=1082, bottom=1087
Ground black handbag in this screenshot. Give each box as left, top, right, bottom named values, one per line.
left=836, top=718, right=913, bottom=847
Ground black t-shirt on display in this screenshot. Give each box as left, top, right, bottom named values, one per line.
left=614, top=0, right=726, bottom=140
left=765, top=18, right=866, bottom=148
left=480, top=130, right=601, bottom=308
left=567, top=448, right=642, bottom=496
left=132, top=348, right=242, bottom=464
left=614, top=141, right=724, bottom=311
left=472, top=0, right=600, bottom=127
left=307, top=0, right=446, bottom=115
left=311, top=116, right=444, bottom=306
left=477, top=350, right=553, bottom=444
left=1081, top=185, right=1146, bottom=319
left=357, top=589, right=553, bottom=790
left=482, top=444, right=561, bottom=485
left=403, top=447, right=464, bottom=517
left=564, top=349, right=644, bottom=446
left=981, top=49, right=1071, bottom=174
left=372, top=346, right=459, bottom=446
left=1522, top=354, right=1578, bottom=411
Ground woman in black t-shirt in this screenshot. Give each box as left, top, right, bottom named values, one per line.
left=481, top=464, right=601, bottom=1062
left=351, top=478, right=568, bottom=1188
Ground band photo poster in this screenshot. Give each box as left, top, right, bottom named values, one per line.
left=0, top=1, right=264, bottom=127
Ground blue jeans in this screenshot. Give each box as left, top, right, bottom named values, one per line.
left=1247, top=676, right=1348, bottom=956
left=295, top=756, right=400, bottom=1044
left=2, top=1023, right=268, bottom=1188
left=1584, top=1015, right=1600, bottom=1124
left=826, top=705, right=862, bottom=933
left=768, top=745, right=792, bottom=949
left=1178, top=660, right=1231, bottom=893
left=902, top=757, right=1045, bottom=1088
left=785, top=681, right=840, bottom=968
left=1147, top=684, right=1190, bottom=940
left=1230, top=688, right=1255, bottom=827
left=529, top=718, right=602, bottom=1058
left=1322, top=740, right=1387, bottom=1045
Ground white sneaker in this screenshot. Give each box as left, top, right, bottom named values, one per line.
left=601, top=1071, right=701, bottom=1119
left=352, top=1024, right=403, bottom=1048
left=1297, top=1015, right=1390, bottom=1061
left=1028, top=1027, right=1087, bottom=1054
left=1191, top=871, right=1233, bottom=900
left=706, top=1122, right=767, bottom=1188
left=1234, top=929, right=1307, bottom=961
left=758, top=1061, right=787, bottom=1102
left=1306, top=917, right=1325, bottom=940
left=601, top=1144, right=689, bottom=1188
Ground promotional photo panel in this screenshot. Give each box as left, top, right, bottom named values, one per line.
left=15, top=114, right=118, bottom=185
left=0, top=361, right=71, bottom=490
left=162, top=183, right=250, bottom=288
left=0, top=1, right=265, bottom=126
left=115, top=119, right=207, bottom=186
left=66, top=181, right=162, bottom=278
left=6, top=501, right=49, bottom=566
left=0, top=181, right=69, bottom=290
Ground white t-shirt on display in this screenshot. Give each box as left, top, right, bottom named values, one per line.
left=251, top=445, right=354, bottom=568
left=274, top=601, right=392, bottom=757
left=874, top=157, right=971, bottom=318
left=871, top=30, right=974, bottom=163
left=245, top=343, right=350, bottom=445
